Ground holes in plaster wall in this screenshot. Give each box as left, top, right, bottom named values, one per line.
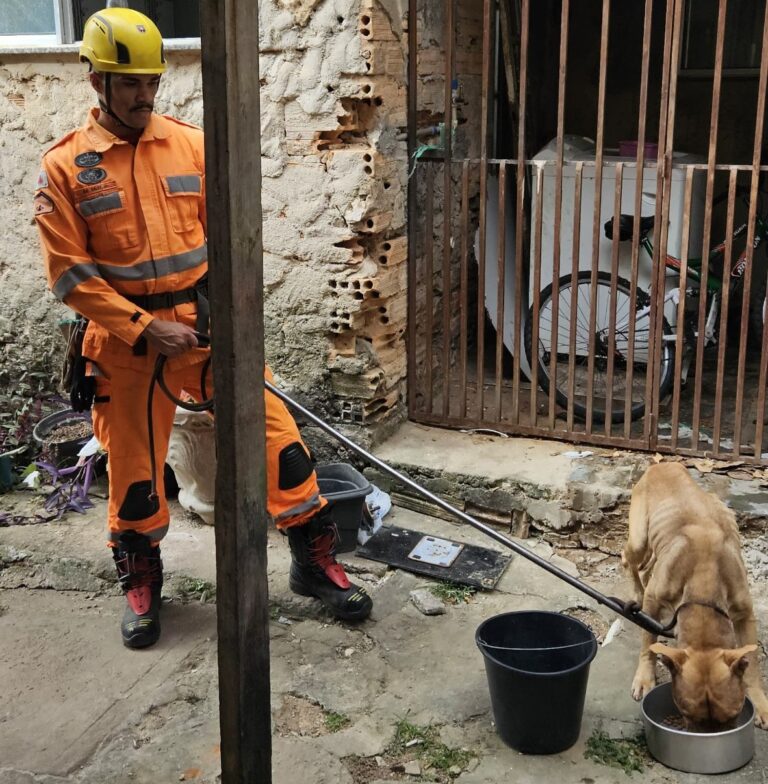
left=379, top=255, right=388, bottom=264
left=361, top=15, right=371, bottom=24
left=383, top=181, right=391, bottom=189
left=364, top=166, right=373, bottom=175
left=363, top=153, right=372, bottom=162
left=374, top=96, right=383, bottom=106
left=362, top=84, right=372, bottom=94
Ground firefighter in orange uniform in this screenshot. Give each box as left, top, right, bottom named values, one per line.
left=34, top=7, right=371, bottom=649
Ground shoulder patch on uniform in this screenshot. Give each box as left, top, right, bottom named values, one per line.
left=36, top=170, right=49, bottom=189
left=34, top=192, right=54, bottom=217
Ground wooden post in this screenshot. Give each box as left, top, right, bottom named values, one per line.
left=200, top=1, right=271, bottom=782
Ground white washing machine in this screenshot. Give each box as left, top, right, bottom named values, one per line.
left=530, top=136, right=706, bottom=321
left=477, top=137, right=705, bottom=378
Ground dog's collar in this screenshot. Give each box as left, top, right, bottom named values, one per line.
left=661, top=600, right=731, bottom=633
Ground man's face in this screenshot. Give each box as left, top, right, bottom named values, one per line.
left=91, top=72, right=162, bottom=129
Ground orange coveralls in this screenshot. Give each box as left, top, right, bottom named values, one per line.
left=35, top=108, right=324, bottom=543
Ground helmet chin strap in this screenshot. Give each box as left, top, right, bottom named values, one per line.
left=100, top=72, right=144, bottom=133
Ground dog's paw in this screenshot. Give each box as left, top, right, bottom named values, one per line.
left=753, top=705, right=768, bottom=730
left=631, top=671, right=656, bottom=701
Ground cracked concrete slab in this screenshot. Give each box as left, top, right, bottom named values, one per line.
left=369, top=421, right=768, bottom=532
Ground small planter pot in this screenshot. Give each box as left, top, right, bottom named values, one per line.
left=33, top=409, right=94, bottom=465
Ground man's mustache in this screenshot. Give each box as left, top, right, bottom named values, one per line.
left=131, top=104, right=154, bottom=111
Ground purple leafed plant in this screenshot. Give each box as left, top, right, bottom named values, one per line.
left=36, top=454, right=99, bottom=519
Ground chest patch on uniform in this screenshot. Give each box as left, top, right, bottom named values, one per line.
left=77, top=167, right=107, bottom=185
left=34, top=192, right=55, bottom=216
left=36, top=170, right=49, bottom=189
left=75, top=151, right=103, bottom=168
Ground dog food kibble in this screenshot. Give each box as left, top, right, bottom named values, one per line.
left=661, top=714, right=687, bottom=730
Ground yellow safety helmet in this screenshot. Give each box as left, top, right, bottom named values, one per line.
left=80, top=7, right=166, bottom=74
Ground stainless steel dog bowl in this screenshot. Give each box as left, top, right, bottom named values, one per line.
left=641, top=683, right=754, bottom=774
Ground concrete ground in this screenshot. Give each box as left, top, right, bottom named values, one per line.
left=2, top=426, right=768, bottom=783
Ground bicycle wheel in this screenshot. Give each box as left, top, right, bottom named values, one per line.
left=524, top=271, right=675, bottom=424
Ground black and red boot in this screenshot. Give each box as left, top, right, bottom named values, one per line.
left=287, top=507, right=372, bottom=621
left=112, top=530, right=163, bottom=649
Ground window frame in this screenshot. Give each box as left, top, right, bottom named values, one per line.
left=680, top=0, right=765, bottom=77
left=0, top=0, right=199, bottom=49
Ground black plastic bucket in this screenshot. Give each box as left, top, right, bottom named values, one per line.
left=476, top=610, right=598, bottom=754
left=315, top=463, right=372, bottom=553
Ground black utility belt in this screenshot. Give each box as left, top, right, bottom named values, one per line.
left=124, top=280, right=208, bottom=312
left=127, top=277, right=210, bottom=356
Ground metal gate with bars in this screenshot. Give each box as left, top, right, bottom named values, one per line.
left=407, top=0, right=768, bottom=462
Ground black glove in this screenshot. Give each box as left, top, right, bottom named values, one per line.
left=70, top=355, right=96, bottom=412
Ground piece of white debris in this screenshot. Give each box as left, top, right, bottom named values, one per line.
left=561, top=450, right=593, bottom=459
left=602, top=618, right=623, bottom=647
left=404, top=761, right=421, bottom=776
left=405, top=739, right=423, bottom=748
left=409, top=588, right=446, bottom=616
left=375, top=756, right=386, bottom=767
left=449, top=766, right=462, bottom=775
left=277, top=616, right=293, bottom=626
left=344, top=647, right=355, bottom=658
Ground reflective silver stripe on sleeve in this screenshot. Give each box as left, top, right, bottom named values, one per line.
left=78, top=192, right=123, bottom=217
left=52, top=262, right=102, bottom=301
left=166, top=175, right=201, bottom=194
left=274, top=493, right=322, bottom=524
left=97, top=243, right=207, bottom=282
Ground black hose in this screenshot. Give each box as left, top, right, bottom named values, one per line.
left=147, top=337, right=213, bottom=503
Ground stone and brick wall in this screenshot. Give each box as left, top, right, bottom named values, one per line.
left=0, top=0, right=410, bottom=442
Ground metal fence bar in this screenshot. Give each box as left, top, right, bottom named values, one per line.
left=647, top=0, right=679, bottom=451
left=735, top=1, right=768, bottom=457
left=494, top=163, right=508, bottom=420
left=547, top=0, right=570, bottom=430
left=459, top=160, right=470, bottom=420
left=585, top=0, right=611, bottom=435
left=565, top=162, right=584, bottom=434
left=406, top=0, right=418, bottom=418
left=512, top=0, right=530, bottom=425
left=475, top=0, right=493, bottom=425
left=604, top=162, right=623, bottom=433
left=425, top=164, right=435, bottom=414
left=691, top=0, right=727, bottom=452
left=712, top=169, right=738, bottom=452
left=625, top=0, right=654, bottom=438
left=670, top=168, right=694, bottom=450
left=530, top=165, right=544, bottom=426
left=441, top=0, right=455, bottom=420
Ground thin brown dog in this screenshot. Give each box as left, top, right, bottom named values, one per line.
left=622, top=462, right=768, bottom=729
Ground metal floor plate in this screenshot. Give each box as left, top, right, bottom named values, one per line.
left=357, top=526, right=511, bottom=590
left=408, top=536, right=464, bottom=567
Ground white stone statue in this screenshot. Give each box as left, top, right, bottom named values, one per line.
left=166, top=406, right=216, bottom=525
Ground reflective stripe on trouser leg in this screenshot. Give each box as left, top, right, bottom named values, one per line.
left=93, top=358, right=208, bottom=543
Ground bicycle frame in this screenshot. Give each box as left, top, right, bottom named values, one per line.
left=640, top=211, right=768, bottom=293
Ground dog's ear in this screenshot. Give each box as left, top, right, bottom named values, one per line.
left=721, top=645, right=757, bottom=676
left=650, top=643, right=688, bottom=673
